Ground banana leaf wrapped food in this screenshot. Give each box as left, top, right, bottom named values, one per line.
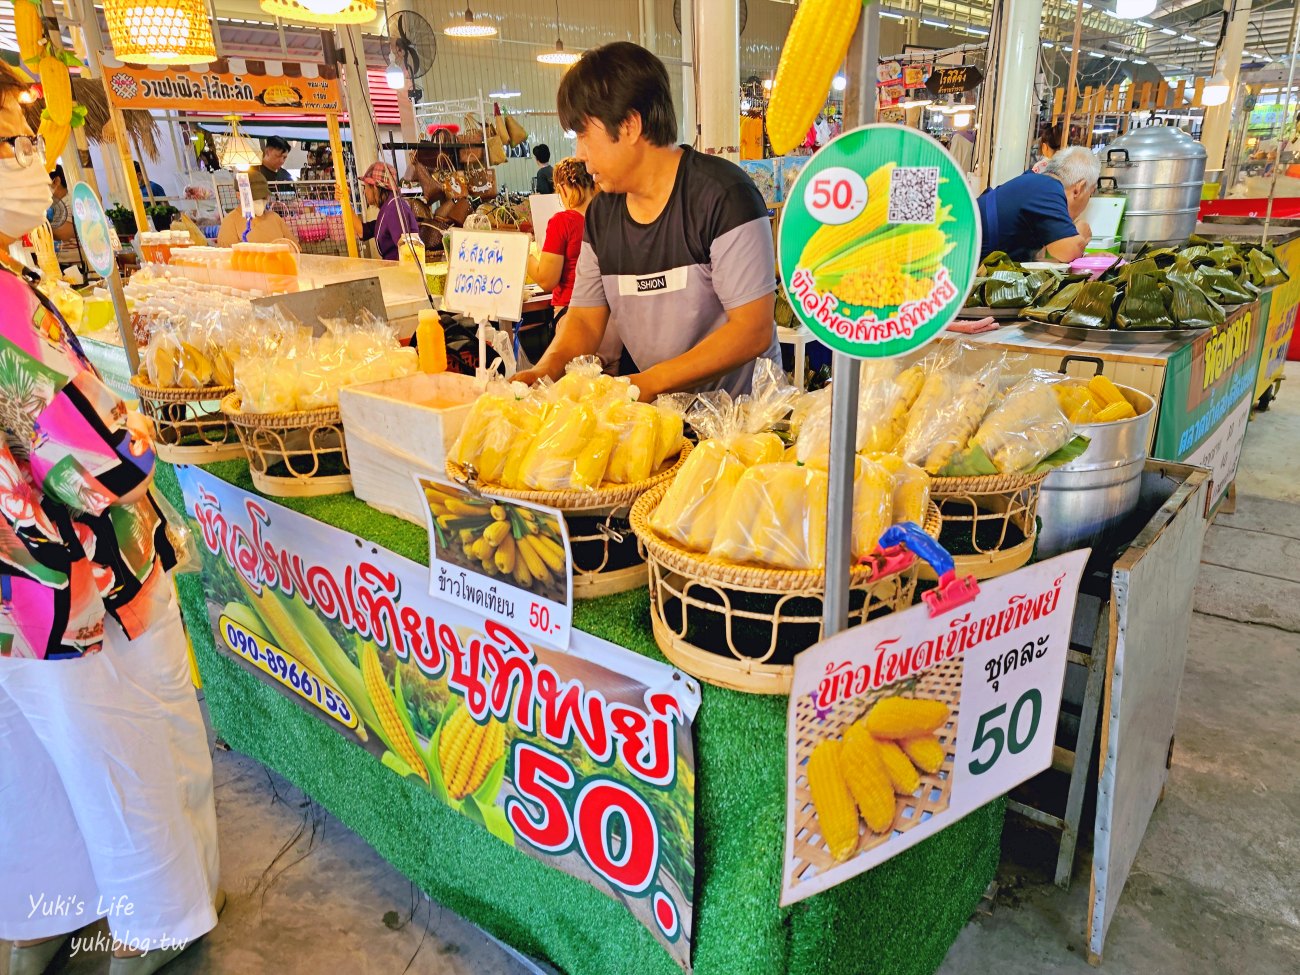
left=984, top=270, right=1033, bottom=308
left=1246, top=247, right=1289, bottom=287
left=1165, top=259, right=1225, bottom=328
left=971, top=372, right=1073, bottom=473
left=1024, top=280, right=1086, bottom=323
left=1060, top=281, right=1117, bottom=330
left=1196, top=263, right=1255, bottom=305
left=1115, top=273, right=1174, bottom=330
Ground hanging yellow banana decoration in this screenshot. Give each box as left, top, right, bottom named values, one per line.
left=36, top=49, right=87, bottom=171
left=766, top=0, right=867, bottom=156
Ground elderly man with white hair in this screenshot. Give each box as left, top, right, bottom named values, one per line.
left=977, top=145, right=1101, bottom=263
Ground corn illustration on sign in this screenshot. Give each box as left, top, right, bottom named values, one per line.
left=782, top=550, right=1090, bottom=905
left=177, top=467, right=701, bottom=969
left=778, top=124, right=981, bottom=360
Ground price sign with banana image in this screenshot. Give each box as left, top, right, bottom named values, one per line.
left=418, top=476, right=574, bottom=650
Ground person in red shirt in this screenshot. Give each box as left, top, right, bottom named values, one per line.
left=525, top=158, right=597, bottom=357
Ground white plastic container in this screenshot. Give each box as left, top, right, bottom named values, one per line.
left=338, top=371, right=479, bottom=523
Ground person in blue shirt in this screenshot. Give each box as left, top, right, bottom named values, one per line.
left=978, top=145, right=1100, bottom=263
left=133, top=160, right=166, bottom=200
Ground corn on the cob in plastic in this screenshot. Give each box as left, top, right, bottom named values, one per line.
left=799, top=163, right=896, bottom=270
left=652, top=407, right=685, bottom=470
left=518, top=403, right=602, bottom=490
left=841, top=722, right=897, bottom=834
left=871, top=453, right=931, bottom=526
left=897, top=361, right=1001, bottom=474
left=362, top=645, right=430, bottom=783
left=766, top=0, right=862, bottom=156
left=972, top=375, right=1073, bottom=474
left=451, top=383, right=546, bottom=484
left=711, top=462, right=828, bottom=569
left=900, top=735, right=946, bottom=774
left=438, top=706, right=506, bottom=800
left=873, top=737, right=922, bottom=796
left=865, top=696, right=951, bottom=739
left=807, top=739, right=860, bottom=862
left=651, top=438, right=747, bottom=552
left=852, top=457, right=894, bottom=557
left=605, top=401, right=659, bottom=484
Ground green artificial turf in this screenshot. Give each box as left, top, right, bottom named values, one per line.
left=157, top=461, right=1004, bottom=975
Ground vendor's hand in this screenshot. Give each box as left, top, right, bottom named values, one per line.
left=125, top=410, right=154, bottom=458
left=513, top=367, right=545, bottom=387
left=1076, top=219, right=1093, bottom=241
left=627, top=372, right=659, bottom=403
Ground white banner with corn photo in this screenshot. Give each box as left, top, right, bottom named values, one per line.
left=782, top=550, right=1089, bottom=905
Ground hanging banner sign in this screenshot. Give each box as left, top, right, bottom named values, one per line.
left=778, top=124, right=981, bottom=359
left=177, top=467, right=700, bottom=969
left=102, top=58, right=344, bottom=115
left=926, top=65, right=984, bottom=97
left=782, top=551, right=1089, bottom=905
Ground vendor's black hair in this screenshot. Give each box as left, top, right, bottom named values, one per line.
left=533, top=144, right=551, bottom=164
left=265, top=136, right=291, bottom=153
left=557, top=42, right=677, bottom=146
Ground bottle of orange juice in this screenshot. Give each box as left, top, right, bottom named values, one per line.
left=416, top=309, right=447, bottom=374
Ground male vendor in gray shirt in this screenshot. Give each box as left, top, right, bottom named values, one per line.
left=515, top=42, right=779, bottom=399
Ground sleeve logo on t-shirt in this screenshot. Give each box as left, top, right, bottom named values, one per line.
left=618, top=266, right=689, bottom=297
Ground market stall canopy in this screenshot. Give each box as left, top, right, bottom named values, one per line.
left=22, top=76, right=161, bottom=159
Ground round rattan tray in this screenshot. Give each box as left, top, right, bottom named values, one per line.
left=925, top=469, right=1049, bottom=580
left=130, top=377, right=243, bottom=464
left=630, top=483, right=943, bottom=695
left=220, top=394, right=352, bottom=497
left=446, top=442, right=692, bottom=597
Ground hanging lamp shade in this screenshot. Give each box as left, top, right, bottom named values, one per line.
left=219, top=117, right=263, bottom=173
left=104, top=0, right=217, bottom=65
left=258, top=0, right=378, bottom=26
left=537, top=39, right=580, bottom=65
left=444, top=7, right=498, bottom=37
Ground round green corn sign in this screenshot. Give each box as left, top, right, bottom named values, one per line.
left=778, top=123, right=981, bottom=359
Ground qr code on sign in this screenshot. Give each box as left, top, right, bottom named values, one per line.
left=888, top=167, right=940, bottom=224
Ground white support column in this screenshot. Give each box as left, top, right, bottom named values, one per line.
left=982, top=0, right=1046, bottom=189
left=680, top=0, right=697, bottom=146
left=339, top=24, right=381, bottom=173
left=695, top=0, right=740, bottom=159
left=1201, top=0, right=1252, bottom=176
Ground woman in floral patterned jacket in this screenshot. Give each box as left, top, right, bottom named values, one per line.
left=0, top=67, right=221, bottom=975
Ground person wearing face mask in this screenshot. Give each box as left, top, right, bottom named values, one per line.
left=216, top=168, right=297, bottom=247
left=0, top=66, right=223, bottom=975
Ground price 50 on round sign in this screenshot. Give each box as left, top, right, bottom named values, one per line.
left=778, top=124, right=981, bottom=360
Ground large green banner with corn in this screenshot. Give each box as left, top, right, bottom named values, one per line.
left=176, top=467, right=700, bottom=969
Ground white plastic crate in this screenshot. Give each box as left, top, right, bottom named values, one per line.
left=339, top=371, right=479, bottom=523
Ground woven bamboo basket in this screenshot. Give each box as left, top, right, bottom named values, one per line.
left=129, top=377, right=243, bottom=464
left=924, top=470, right=1048, bottom=580
left=221, top=395, right=352, bottom=497
left=446, top=441, right=692, bottom=598
left=630, top=483, right=943, bottom=695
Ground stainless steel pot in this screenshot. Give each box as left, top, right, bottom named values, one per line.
left=1099, top=127, right=1208, bottom=247
left=1037, top=384, right=1156, bottom=557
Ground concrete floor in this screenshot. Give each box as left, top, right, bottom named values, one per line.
left=5, top=365, right=1299, bottom=975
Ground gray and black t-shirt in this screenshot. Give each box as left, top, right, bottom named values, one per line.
left=570, top=147, right=780, bottom=396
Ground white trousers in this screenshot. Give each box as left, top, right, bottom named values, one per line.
left=0, top=594, right=220, bottom=949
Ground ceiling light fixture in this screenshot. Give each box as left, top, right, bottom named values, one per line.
left=537, top=0, right=581, bottom=64
left=444, top=6, right=498, bottom=37
left=105, top=0, right=219, bottom=64
left=258, top=0, right=376, bottom=26
left=489, top=89, right=521, bottom=99
left=921, top=18, right=949, bottom=28
left=1159, top=27, right=1177, bottom=35
left=1201, top=71, right=1230, bottom=106
left=385, top=60, right=404, bottom=89
left=832, top=74, right=847, bottom=92
left=1114, top=0, right=1155, bottom=18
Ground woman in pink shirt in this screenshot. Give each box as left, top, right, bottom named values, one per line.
left=0, top=67, right=221, bottom=975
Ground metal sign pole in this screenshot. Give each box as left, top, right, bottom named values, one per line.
left=823, top=9, right=877, bottom=639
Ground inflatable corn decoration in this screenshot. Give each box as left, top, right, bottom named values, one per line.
left=438, top=706, right=506, bottom=801
left=864, top=696, right=950, bottom=739
left=710, top=463, right=828, bottom=570
left=806, top=739, right=860, bottom=862
left=766, top=0, right=865, bottom=156
left=361, top=645, right=429, bottom=784
left=36, top=50, right=85, bottom=171
left=14, top=0, right=45, bottom=65
left=841, top=722, right=896, bottom=834
left=651, top=439, right=747, bottom=552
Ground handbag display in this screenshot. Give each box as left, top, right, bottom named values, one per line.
left=462, top=113, right=486, bottom=146
left=487, top=132, right=507, bottom=166
left=435, top=154, right=468, bottom=200
left=466, top=159, right=498, bottom=201
left=504, top=112, right=528, bottom=148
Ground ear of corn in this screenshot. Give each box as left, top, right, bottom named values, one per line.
left=901, top=735, right=946, bottom=774
left=361, top=644, right=430, bottom=784
left=841, top=723, right=897, bottom=834
left=15, top=0, right=45, bottom=65
left=864, top=696, right=951, bottom=739
left=438, top=705, right=507, bottom=801
left=38, top=54, right=72, bottom=126
left=38, top=116, right=68, bottom=171
left=873, top=736, right=922, bottom=796
left=1093, top=400, right=1137, bottom=422
left=1087, top=374, right=1127, bottom=407
left=815, top=226, right=953, bottom=290
left=807, top=739, right=860, bottom=862
left=766, top=0, right=863, bottom=156
left=798, top=162, right=897, bottom=270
